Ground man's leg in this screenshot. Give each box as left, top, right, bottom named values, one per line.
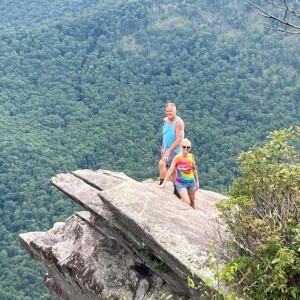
left=159, top=152, right=175, bottom=184
left=159, top=158, right=167, bottom=184
left=159, top=153, right=180, bottom=198
left=162, top=152, right=180, bottom=198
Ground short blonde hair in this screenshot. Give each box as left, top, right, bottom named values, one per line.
left=181, top=138, right=191, bottom=146
left=165, top=102, right=176, bottom=111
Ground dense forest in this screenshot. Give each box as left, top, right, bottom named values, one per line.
left=0, top=0, right=299, bottom=298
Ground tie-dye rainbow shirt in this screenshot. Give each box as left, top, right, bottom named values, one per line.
left=175, top=153, right=195, bottom=183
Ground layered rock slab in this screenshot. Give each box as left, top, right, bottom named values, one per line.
left=19, top=211, right=168, bottom=299
left=19, top=169, right=227, bottom=299
left=98, top=180, right=223, bottom=298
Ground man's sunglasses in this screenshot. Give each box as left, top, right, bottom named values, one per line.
left=182, top=146, right=191, bottom=150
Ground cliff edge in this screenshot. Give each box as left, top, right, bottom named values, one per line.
left=19, top=169, right=227, bottom=299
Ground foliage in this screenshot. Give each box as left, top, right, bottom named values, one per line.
left=139, top=243, right=169, bottom=273
left=217, top=127, right=300, bottom=299
left=0, top=0, right=299, bottom=297
left=0, top=0, right=108, bottom=30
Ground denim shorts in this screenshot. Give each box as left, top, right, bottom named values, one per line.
left=176, top=181, right=197, bottom=192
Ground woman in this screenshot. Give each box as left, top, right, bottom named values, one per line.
left=160, top=138, right=199, bottom=209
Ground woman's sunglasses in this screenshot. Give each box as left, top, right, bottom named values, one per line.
left=182, top=146, right=191, bottom=150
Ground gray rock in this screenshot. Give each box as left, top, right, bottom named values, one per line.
left=19, top=169, right=228, bottom=299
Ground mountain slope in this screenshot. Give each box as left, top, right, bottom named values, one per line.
left=0, top=0, right=299, bottom=297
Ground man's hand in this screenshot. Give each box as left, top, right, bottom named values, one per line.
left=163, top=149, right=170, bottom=162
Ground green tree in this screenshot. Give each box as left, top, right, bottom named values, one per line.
left=217, top=127, right=300, bottom=299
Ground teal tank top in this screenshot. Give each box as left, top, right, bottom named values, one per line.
left=162, top=116, right=183, bottom=154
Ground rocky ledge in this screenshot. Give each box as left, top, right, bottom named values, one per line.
left=19, top=169, right=227, bottom=299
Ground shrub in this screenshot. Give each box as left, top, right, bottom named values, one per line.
left=217, top=127, right=300, bottom=299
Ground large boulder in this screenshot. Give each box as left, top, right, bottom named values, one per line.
left=19, top=169, right=227, bottom=299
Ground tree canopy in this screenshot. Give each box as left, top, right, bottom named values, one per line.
left=0, top=0, right=299, bottom=297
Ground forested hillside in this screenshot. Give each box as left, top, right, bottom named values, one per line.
left=0, top=0, right=104, bottom=29
left=0, top=0, right=299, bottom=298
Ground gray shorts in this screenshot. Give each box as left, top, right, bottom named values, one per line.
left=165, top=151, right=177, bottom=167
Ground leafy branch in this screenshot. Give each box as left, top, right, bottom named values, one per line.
left=245, top=0, right=300, bottom=34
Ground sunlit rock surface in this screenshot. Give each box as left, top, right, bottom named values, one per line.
left=19, top=169, right=227, bottom=299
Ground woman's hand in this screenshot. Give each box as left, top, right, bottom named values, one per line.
left=159, top=181, right=166, bottom=189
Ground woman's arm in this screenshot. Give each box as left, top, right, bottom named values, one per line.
left=192, top=156, right=200, bottom=189
left=160, top=157, right=177, bottom=188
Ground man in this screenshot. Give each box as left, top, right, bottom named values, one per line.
left=159, top=102, right=184, bottom=198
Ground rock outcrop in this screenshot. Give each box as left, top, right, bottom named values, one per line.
left=19, top=169, right=227, bottom=299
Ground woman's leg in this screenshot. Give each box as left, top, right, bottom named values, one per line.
left=178, top=189, right=191, bottom=206
left=188, top=190, right=196, bottom=209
